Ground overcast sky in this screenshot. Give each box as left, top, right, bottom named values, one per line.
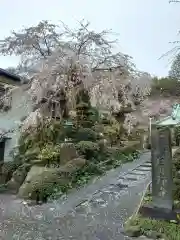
left=0, top=0, right=179, bottom=76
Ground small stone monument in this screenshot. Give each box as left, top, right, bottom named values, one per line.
left=140, top=104, right=180, bottom=221
left=151, top=125, right=173, bottom=210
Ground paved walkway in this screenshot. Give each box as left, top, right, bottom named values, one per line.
left=0, top=151, right=152, bottom=239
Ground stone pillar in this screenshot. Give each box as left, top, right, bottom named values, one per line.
left=151, top=125, right=173, bottom=210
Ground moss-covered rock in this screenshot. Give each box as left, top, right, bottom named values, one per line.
left=6, top=163, right=31, bottom=193
left=18, top=158, right=86, bottom=200
left=18, top=167, right=66, bottom=200
left=60, top=143, right=78, bottom=164
left=59, top=158, right=86, bottom=174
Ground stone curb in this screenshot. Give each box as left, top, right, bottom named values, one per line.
left=124, top=181, right=152, bottom=226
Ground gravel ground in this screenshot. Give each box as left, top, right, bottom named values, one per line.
left=0, top=151, right=152, bottom=240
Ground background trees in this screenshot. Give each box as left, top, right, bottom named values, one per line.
left=169, top=53, right=180, bottom=80
left=150, top=76, right=180, bottom=97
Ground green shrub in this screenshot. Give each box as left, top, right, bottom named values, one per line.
left=97, top=139, right=107, bottom=151
left=18, top=120, right=69, bottom=158
left=63, top=123, right=76, bottom=140
left=0, top=184, right=8, bottom=193
left=75, top=128, right=98, bottom=142
left=76, top=88, right=91, bottom=106
left=75, top=89, right=97, bottom=128
left=87, top=107, right=100, bottom=123
left=76, top=102, right=89, bottom=110
left=126, top=215, right=180, bottom=240
left=100, top=115, right=117, bottom=125
left=75, top=141, right=100, bottom=160
left=172, top=148, right=180, bottom=200
left=18, top=132, right=35, bottom=155
left=76, top=103, right=95, bottom=128
left=37, top=144, right=61, bottom=165
left=103, top=124, right=120, bottom=146
left=173, top=148, right=180, bottom=173
left=72, top=162, right=104, bottom=186
left=0, top=161, right=20, bottom=183
left=93, top=123, right=104, bottom=133
left=101, top=118, right=111, bottom=124
left=174, top=126, right=180, bottom=146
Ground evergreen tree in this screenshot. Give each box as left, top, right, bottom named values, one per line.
left=169, top=53, right=180, bottom=80
left=76, top=88, right=94, bottom=128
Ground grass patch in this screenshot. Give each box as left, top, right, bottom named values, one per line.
left=125, top=214, right=180, bottom=239
left=125, top=184, right=180, bottom=239
left=125, top=144, right=180, bottom=239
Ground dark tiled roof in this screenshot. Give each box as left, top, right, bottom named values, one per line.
left=0, top=68, right=21, bottom=82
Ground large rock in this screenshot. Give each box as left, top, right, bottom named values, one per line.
left=60, top=143, right=78, bottom=164
left=59, top=158, right=86, bottom=174
left=18, top=167, right=67, bottom=200
left=18, top=158, right=86, bottom=200
left=125, top=225, right=141, bottom=237
left=6, top=163, right=31, bottom=193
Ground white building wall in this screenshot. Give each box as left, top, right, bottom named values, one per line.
left=0, top=86, right=32, bottom=162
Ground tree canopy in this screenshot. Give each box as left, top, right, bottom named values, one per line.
left=0, top=19, right=153, bottom=131
left=0, top=20, right=134, bottom=78
left=169, top=53, right=180, bottom=80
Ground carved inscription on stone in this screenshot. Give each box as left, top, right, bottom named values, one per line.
left=151, top=126, right=173, bottom=210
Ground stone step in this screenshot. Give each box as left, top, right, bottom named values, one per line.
left=139, top=163, right=152, bottom=167
left=137, top=167, right=151, bottom=171
left=130, top=170, right=147, bottom=176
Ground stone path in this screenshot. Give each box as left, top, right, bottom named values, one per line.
left=0, top=151, right=152, bottom=239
